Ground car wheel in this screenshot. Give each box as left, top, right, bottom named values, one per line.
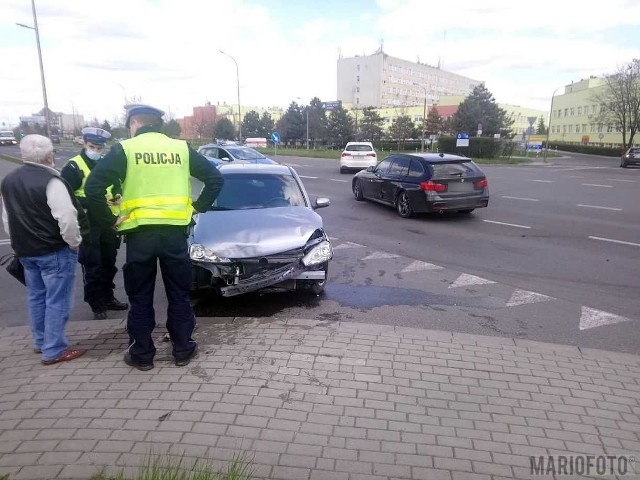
left=340, top=167, right=347, bottom=174
left=353, top=180, right=364, bottom=201
left=396, top=191, right=413, bottom=218
left=457, top=209, right=475, bottom=214
left=620, top=160, right=628, bottom=168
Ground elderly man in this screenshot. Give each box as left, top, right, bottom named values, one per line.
left=61, top=127, right=128, bottom=320
left=1, top=134, right=88, bottom=365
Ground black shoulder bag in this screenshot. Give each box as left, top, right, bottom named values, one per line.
left=0, top=252, right=26, bottom=285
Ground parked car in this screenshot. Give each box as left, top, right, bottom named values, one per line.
left=352, top=153, right=489, bottom=218
left=0, top=131, right=17, bottom=146
left=620, top=147, right=640, bottom=168
left=73, top=136, right=84, bottom=145
left=197, top=142, right=277, bottom=165
left=49, top=134, right=60, bottom=144
left=189, top=163, right=332, bottom=296
left=339, top=141, right=377, bottom=173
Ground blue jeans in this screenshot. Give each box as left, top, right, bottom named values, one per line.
left=20, top=247, right=78, bottom=361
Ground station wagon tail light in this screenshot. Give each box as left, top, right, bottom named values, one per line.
left=474, top=178, right=488, bottom=189
left=366, top=153, right=377, bottom=157
left=420, top=180, right=447, bottom=192
left=341, top=152, right=352, bottom=157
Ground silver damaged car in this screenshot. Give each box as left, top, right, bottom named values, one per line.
left=189, top=164, right=333, bottom=296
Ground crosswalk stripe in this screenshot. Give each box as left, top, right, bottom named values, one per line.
left=361, top=251, right=400, bottom=260
left=449, top=273, right=496, bottom=288
left=579, top=307, right=631, bottom=330
left=401, top=260, right=443, bottom=273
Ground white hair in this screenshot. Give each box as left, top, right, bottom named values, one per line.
left=19, top=134, right=53, bottom=164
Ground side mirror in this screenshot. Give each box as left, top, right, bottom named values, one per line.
left=220, top=157, right=231, bottom=162
left=366, top=166, right=375, bottom=172
left=313, top=197, right=330, bottom=210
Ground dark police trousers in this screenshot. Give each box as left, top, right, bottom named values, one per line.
left=78, top=225, right=120, bottom=312
left=123, top=226, right=196, bottom=364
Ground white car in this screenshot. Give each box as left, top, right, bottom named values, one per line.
left=339, top=141, right=377, bottom=173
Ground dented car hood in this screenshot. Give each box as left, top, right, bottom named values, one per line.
left=191, top=207, right=324, bottom=259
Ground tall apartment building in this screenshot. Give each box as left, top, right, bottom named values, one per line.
left=337, top=50, right=482, bottom=108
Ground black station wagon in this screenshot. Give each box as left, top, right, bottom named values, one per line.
left=352, top=153, right=489, bottom=218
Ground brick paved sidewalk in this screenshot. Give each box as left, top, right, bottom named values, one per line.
left=0, top=317, right=639, bottom=480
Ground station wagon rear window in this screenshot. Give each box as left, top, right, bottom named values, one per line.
left=346, top=145, right=373, bottom=152
left=431, top=161, right=479, bottom=178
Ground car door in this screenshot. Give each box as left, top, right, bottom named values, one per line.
left=362, top=158, right=392, bottom=200
left=381, top=157, right=410, bottom=204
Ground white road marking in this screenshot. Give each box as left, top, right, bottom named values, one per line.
left=328, top=236, right=339, bottom=241
left=401, top=260, right=443, bottom=273
left=501, top=196, right=539, bottom=202
left=579, top=307, right=632, bottom=330
left=506, top=289, right=554, bottom=307
left=330, top=179, right=348, bottom=183
left=0, top=239, right=11, bottom=245
left=299, top=175, right=318, bottom=179
left=606, top=178, right=636, bottom=183
left=589, top=236, right=640, bottom=247
left=529, top=179, right=554, bottom=183
left=577, top=204, right=622, bottom=211
left=581, top=183, right=612, bottom=188
left=285, top=163, right=302, bottom=167
left=361, top=251, right=400, bottom=260
left=449, top=273, right=496, bottom=289
left=483, top=220, right=531, bottom=229
left=565, top=175, right=585, bottom=178
left=333, top=241, right=366, bottom=250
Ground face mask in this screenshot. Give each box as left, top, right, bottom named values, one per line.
left=85, top=149, right=103, bottom=161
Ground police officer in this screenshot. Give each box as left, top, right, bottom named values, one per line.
left=85, top=104, right=224, bottom=371
left=61, top=127, right=128, bottom=320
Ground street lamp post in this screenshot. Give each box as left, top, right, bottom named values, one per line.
left=17, top=0, right=50, bottom=138
left=219, top=50, right=242, bottom=140
left=413, top=83, right=427, bottom=152
left=544, top=84, right=565, bottom=163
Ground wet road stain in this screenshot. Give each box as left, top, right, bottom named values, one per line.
left=324, top=284, right=495, bottom=309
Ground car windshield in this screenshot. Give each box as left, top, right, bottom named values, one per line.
left=227, top=147, right=266, bottom=161
left=629, top=148, right=640, bottom=154
left=431, top=161, right=478, bottom=178
left=0, top=132, right=13, bottom=137
left=346, top=144, right=373, bottom=152
left=211, top=174, right=306, bottom=210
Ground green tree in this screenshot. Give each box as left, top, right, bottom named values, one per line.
left=258, top=112, right=275, bottom=138
left=276, top=102, right=305, bottom=146
left=389, top=115, right=417, bottom=149
left=535, top=116, right=547, bottom=135
left=101, top=120, right=111, bottom=132
left=214, top=117, right=235, bottom=140
left=425, top=106, right=443, bottom=136
left=591, top=58, right=640, bottom=149
left=360, top=107, right=384, bottom=142
left=162, top=119, right=181, bottom=138
left=453, top=84, right=513, bottom=138
left=242, top=110, right=262, bottom=138
left=326, top=106, right=353, bottom=147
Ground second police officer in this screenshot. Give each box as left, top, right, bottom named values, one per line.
left=61, top=127, right=128, bottom=320
left=85, top=104, right=224, bottom=371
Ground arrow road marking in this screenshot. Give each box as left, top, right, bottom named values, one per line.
left=449, top=273, right=496, bottom=289
left=401, top=260, right=443, bottom=273
left=579, top=307, right=632, bottom=330
left=362, top=251, right=401, bottom=260
left=506, top=289, right=554, bottom=307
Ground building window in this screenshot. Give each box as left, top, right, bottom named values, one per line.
left=590, top=125, right=596, bottom=133
left=578, top=107, right=582, bottom=115
left=563, top=125, right=567, bottom=134
left=564, top=108, right=568, bottom=116
left=356, top=76, right=360, bottom=82
left=582, top=124, right=587, bottom=133
left=597, top=124, right=603, bottom=133
left=357, top=64, right=360, bottom=71
left=570, top=108, right=575, bottom=116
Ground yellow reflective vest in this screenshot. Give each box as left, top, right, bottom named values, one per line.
left=117, top=132, right=192, bottom=232
left=65, top=155, right=119, bottom=215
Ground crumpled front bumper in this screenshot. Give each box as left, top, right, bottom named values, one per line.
left=192, top=260, right=326, bottom=297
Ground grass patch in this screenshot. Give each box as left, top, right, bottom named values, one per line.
left=87, top=452, right=254, bottom=480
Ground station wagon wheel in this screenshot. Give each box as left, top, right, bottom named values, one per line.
left=620, top=159, right=627, bottom=168
left=353, top=180, right=364, bottom=201
left=396, top=191, right=413, bottom=218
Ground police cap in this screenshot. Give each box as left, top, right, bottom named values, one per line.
left=124, top=103, right=165, bottom=128
left=82, top=127, right=111, bottom=145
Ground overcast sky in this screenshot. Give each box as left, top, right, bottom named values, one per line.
left=2, top=0, right=640, bottom=128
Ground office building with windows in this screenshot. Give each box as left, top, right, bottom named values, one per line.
left=337, top=50, right=481, bottom=109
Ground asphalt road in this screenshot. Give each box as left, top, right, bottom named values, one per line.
left=0, top=146, right=638, bottom=354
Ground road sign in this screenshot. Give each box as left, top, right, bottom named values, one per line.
left=271, top=132, right=281, bottom=144
left=323, top=101, right=342, bottom=111
left=456, top=132, right=469, bottom=147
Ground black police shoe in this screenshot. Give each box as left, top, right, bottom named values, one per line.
left=124, top=352, right=154, bottom=371
left=105, top=297, right=129, bottom=311
left=175, top=345, right=198, bottom=367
